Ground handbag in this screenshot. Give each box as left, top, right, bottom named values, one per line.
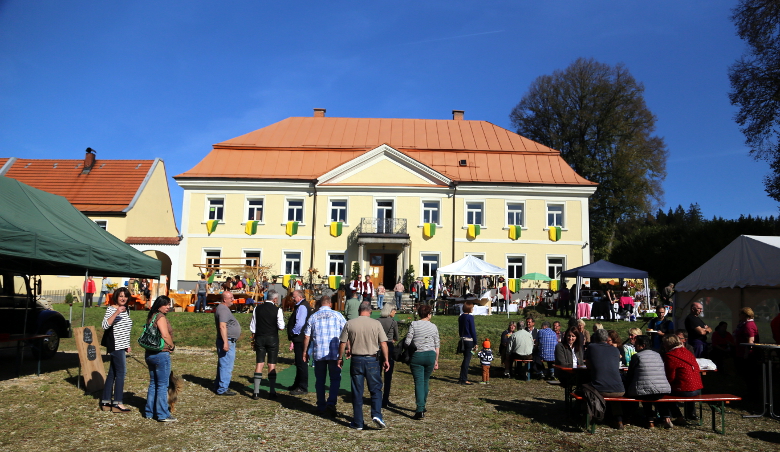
left=137, top=313, right=165, bottom=352
left=101, top=325, right=115, bottom=352
left=395, top=335, right=417, bottom=364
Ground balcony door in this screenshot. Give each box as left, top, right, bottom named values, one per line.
left=376, top=200, right=393, bottom=233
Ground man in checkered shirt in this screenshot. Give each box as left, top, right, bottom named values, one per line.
left=537, top=321, right=558, bottom=380
left=303, top=295, right=347, bottom=416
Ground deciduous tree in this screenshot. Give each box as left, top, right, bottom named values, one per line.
left=510, top=58, right=668, bottom=259
left=729, top=0, right=780, bottom=202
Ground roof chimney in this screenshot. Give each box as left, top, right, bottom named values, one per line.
left=82, top=147, right=96, bottom=174
left=313, top=108, right=326, bottom=117
left=452, top=110, right=464, bottom=120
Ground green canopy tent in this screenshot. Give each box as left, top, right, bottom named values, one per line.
left=0, top=176, right=162, bottom=378
left=0, top=176, right=161, bottom=278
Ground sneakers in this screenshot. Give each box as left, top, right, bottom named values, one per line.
left=217, top=390, right=237, bottom=396
left=251, top=393, right=260, bottom=400
left=348, top=422, right=363, bottom=430
left=159, top=417, right=178, bottom=423
left=372, top=417, right=386, bottom=429
left=289, top=389, right=307, bottom=396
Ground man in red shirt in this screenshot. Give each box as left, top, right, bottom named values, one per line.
left=499, top=283, right=511, bottom=313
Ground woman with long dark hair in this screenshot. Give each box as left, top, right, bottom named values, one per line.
left=554, top=327, right=584, bottom=387
left=144, top=296, right=176, bottom=422
left=100, top=287, right=133, bottom=412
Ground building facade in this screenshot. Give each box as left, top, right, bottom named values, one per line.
left=0, top=150, right=180, bottom=291
left=174, top=110, right=597, bottom=290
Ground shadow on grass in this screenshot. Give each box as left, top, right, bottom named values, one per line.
left=0, top=350, right=81, bottom=381
left=482, top=396, right=582, bottom=433
left=747, top=431, right=780, bottom=443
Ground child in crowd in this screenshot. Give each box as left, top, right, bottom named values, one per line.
left=477, top=339, right=494, bottom=384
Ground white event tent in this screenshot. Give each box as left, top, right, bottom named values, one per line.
left=434, top=255, right=508, bottom=315
left=675, top=235, right=780, bottom=331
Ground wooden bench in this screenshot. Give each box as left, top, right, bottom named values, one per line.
left=510, top=359, right=533, bottom=381
left=570, top=393, right=741, bottom=434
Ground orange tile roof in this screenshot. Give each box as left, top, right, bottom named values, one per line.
left=175, top=116, right=595, bottom=186
left=1, top=158, right=154, bottom=213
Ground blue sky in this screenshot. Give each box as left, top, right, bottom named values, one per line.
left=1, top=1, right=777, bottom=227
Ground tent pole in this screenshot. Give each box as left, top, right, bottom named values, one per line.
left=81, top=270, right=88, bottom=327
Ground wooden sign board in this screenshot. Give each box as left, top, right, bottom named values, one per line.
left=74, top=326, right=106, bottom=394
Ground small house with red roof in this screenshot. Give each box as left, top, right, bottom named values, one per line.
left=1, top=149, right=180, bottom=291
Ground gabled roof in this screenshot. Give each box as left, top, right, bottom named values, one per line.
left=175, top=116, right=595, bottom=186
left=676, top=235, right=780, bottom=291
left=561, top=259, right=648, bottom=279
left=0, top=157, right=157, bottom=213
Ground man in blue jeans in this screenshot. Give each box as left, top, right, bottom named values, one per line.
left=214, top=292, right=242, bottom=395
left=303, top=295, right=346, bottom=416
left=338, top=302, right=390, bottom=430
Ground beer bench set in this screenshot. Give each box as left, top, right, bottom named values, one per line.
left=569, top=392, right=741, bottom=434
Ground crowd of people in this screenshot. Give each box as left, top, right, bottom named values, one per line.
left=97, top=282, right=780, bottom=429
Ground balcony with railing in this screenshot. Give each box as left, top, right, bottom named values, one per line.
left=348, top=217, right=409, bottom=245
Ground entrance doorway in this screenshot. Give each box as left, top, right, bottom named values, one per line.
left=369, top=253, right=398, bottom=289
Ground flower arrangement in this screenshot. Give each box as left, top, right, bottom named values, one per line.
left=107, top=283, right=118, bottom=290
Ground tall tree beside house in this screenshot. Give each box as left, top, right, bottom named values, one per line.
left=510, top=58, right=668, bottom=259
left=728, top=0, right=780, bottom=203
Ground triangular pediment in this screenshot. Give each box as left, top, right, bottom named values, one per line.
left=318, top=144, right=451, bottom=186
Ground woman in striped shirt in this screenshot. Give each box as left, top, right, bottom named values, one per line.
left=405, top=304, right=440, bottom=420
left=100, top=287, right=134, bottom=413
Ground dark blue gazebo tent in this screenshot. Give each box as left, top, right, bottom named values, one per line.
left=561, top=260, right=649, bottom=307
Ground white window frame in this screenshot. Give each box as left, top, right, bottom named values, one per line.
left=463, top=199, right=486, bottom=228
left=506, top=254, right=526, bottom=279
left=546, top=203, right=565, bottom=229
left=282, top=250, right=303, bottom=275
left=203, top=248, right=222, bottom=273
left=284, top=198, right=305, bottom=225
left=420, top=252, right=441, bottom=278
left=374, top=198, right=396, bottom=218
left=420, top=199, right=442, bottom=227
left=505, top=201, right=526, bottom=229
left=244, top=196, right=265, bottom=224
left=326, top=251, right=347, bottom=277
left=243, top=249, right=263, bottom=268
left=327, top=198, right=349, bottom=225
left=547, top=255, right=566, bottom=280
left=94, top=220, right=108, bottom=230
left=204, top=196, right=225, bottom=223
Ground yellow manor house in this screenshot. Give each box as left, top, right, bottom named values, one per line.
left=174, top=109, right=597, bottom=291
